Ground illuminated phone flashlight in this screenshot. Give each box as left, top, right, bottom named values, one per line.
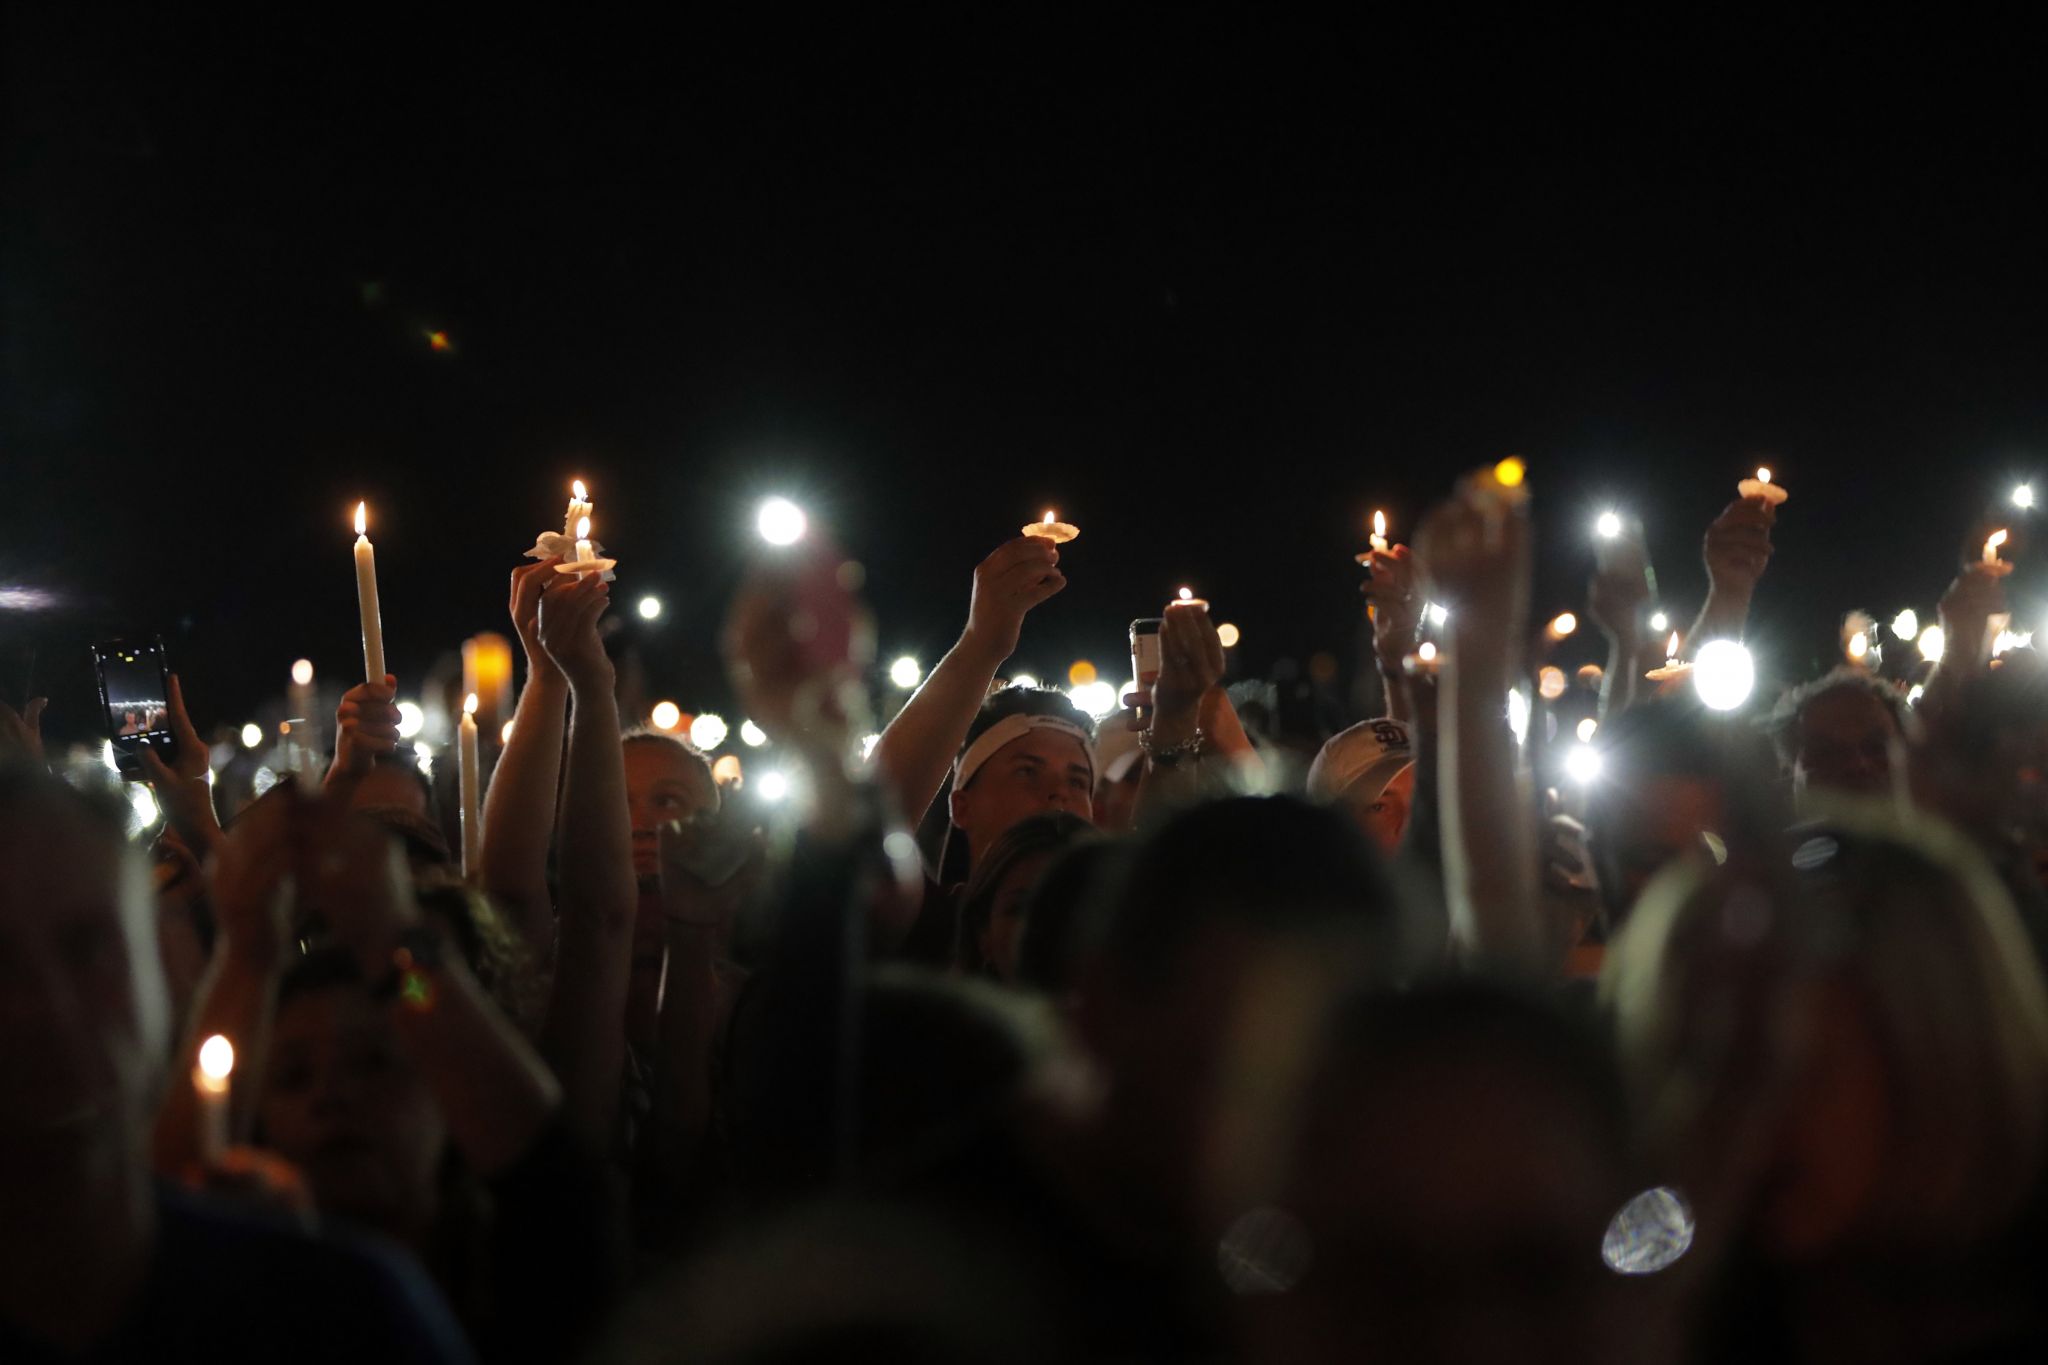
left=1692, top=640, right=1755, bottom=711
left=756, top=497, right=807, bottom=546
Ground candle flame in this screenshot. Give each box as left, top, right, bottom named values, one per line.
left=1493, top=456, right=1526, bottom=488
left=1756, top=467, right=1772, bottom=484
left=1043, top=510, right=1056, bottom=524
left=1667, top=631, right=1682, bottom=658
left=1988, top=529, right=2010, bottom=552
left=573, top=478, right=587, bottom=501
left=1177, top=587, right=1193, bottom=601
left=1373, top=510, right=1387, bottom=537
left=577, top=516, right=591, bottom=540
left=198, top=1034, right=234, bottom=1082
left=464, top=692, right=479, bottom=716
left=354, top=501, right=367, bottom=536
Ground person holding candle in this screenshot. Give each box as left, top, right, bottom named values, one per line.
left=0, top=768, right=469, bottom=1362
left=1684, top=495, right=1776, bottom=653
left=326, top=671, right=404, bottom=797
left=870, top=533, right=1068, bottom=868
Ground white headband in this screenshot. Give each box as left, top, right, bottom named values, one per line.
left=954, top=713, right=1098, bottom=792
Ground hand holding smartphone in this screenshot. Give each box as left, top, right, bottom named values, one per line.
left=91, top=637, right=179, bottom=781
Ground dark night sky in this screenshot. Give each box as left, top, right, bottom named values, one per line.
left=8, top=14, right=2048, bottom=741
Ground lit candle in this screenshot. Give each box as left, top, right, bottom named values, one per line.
left=459, top=692, right=480, bottom=878
left=194, top=1033, right=233, bottom=1168
left=1736, top=466, right=1789, bottom=506
left=1370, top=510, right=1389, bottom=554
left=1022, top=509, right=1080, bottom=544
left=569, top=515, right=599, bottom=580
left=564, top=479, right=591, bottom=539
left=353, top=502, right=386, bottom=684
left=1645, top=631, right=1692, bottom=682
left=1172, top=585, right=1210, bottom=610
left=1983, top=528, right=2014, bottom=575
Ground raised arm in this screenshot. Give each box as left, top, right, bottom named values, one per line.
left=323, top=674, right=402, bottom=797
left=1924, top=563, right=2007, bottom=711
left=871, top=537, right=1064, bottom=837
left=480, top=558, right=570, bottom=952
left=1685, top=498, right=1774, bottom=650
left=1361, top=544, right=1423, bottom=724
left=1129, top=600, right=1250, bottom=823
left=140, top=674, right=225, bottom=859
left=1417, top=485, right=1544, bottom=973
left=533, top=571, right=637, bottom=1153
left=1586, top=560, right=1651, bottom=720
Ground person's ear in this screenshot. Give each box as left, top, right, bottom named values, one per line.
left=948, top=779, right=971, bottom=830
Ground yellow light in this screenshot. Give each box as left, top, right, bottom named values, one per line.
left=1043, top=510, right=1057, bottom=524
left=1756, top=467, right=1772, bottom=484
left=1372, top=510, right=1387, bottom=538
left=240, top=723, right=263, bottom=749
left=425, top=330, right=451, bottom=352
left=1538, top=666, right=1567, bottom=700
left=1493, top=456, right=1526, bottom=488
left=1550, top=612, right=1578, bottom=638
left=1216, top=623, right=1241, bottom=649
left=501, top=720, right=515, bottom=744
left=711, top=754, right=743, bottom=786
left=291, top=658, right=315, bottom=686
left=651, top=701, right=682, bottom=731
left=573, top=478, right=588, bottom=501
left=354, top=501, right=367, bottom=536
left=690, top=713, right=729, bottom=751
left=1919, top=625, right=1946, bottom=662
left=1068, top=660, right=1098, bottom=686
left=889, top=657, right=923, bottom=689
left=463, top=692, right=479, bottom=717
left=577, top=515, right=591, bottom=541
left=197, top=1034, right=234, bottom=1086
left=1177, top=586, right=1194, bottom=602
left=1847, top=633, right=1870, bottom=661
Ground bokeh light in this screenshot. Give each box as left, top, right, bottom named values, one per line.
left=757, top=771, right=790, bottom=802
left=291, top=658, right=315, bottom=687
left=240, top=722, right=263, bottom=749
left=1919, top=625, right=1946, bottom=663
left=690, top=713, right=729, bottom=750
left=396, top=701, right=425, bottom=739
left=1067, top=660, right=1098, bottom=686
left=1216, top=623, right=1241, bottom=649
left=889, top=657, right=923, bottom=689
left=637, top=595, right=664, bottom=621
left=756, top=498, right=807, bottom=546
left=1564, top=744, right=1604, bottom=784
left=1537, top=666, right=1568, bottom=701
left=1693, top=640, right=1756, bottom=711
left=740, top=719, right=768, bottom=748
left=650, top=701, right=682, bottom=732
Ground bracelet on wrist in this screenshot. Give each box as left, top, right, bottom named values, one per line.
left=1140, top=726, right=1206, bottom=768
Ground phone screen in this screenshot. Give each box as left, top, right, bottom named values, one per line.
left=92, top=639, right=175, bottom=777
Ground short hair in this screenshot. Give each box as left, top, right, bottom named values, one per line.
left=1089, top=796, right=1410, bottom=992
left=960, top=687, right=1096, bottom=758
left=953, top=812, right=1094, bottom=973
left=1606, top=807, right=2048, bottom=1248
left=1765, top=667, right=1912, bottom=768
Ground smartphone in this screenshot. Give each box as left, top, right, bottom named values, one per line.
left=1129, top=617, right=1163, bottom=712
left=91, top=637, right=177, bottom=781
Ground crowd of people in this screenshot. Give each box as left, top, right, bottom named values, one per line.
left=5, top=462, right=2048, bottom=1364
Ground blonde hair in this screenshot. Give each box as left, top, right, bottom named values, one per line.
left=1603, top=801, right=2048, bottom=1251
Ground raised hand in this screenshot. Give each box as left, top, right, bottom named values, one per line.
left=1151, top=600, right=1226, bottom=725
left=1703, top=498, right=1775, bottom=600
left=330, top=675, right=402, bottom=782
left=141, top=675, right=222, bottom=851
left=536, top=570, right=615, bottom=693
left=509, top=557, right=564, bottom=679
left=964, top=536, right=1067, bottom=661
left=1362, top=545, right=1424, bottom=665
left=1414, top=485, right=1532, bottom=653
left=1937, top=564, right=2010, bottom=669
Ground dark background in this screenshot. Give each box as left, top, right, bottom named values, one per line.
left=7, top=14, right=2047, bottom=742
